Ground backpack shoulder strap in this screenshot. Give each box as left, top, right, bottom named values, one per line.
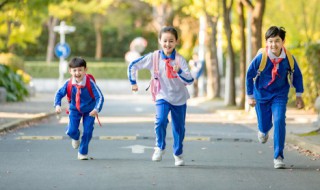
left=175, top=52, right=181, bottom=67
left=66, top=78, right=73, bottom=103
left=85, top=74, right=95, bottom=99
left=284, top=48, right=294, bottom=72
left=152, top=50, right=160, bottom=76
left=258, top=48, right=267, bottom=73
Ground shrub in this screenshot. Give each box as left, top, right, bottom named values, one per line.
left=0, top=64, right=29, bottom=102
left=289, top=44, right=320, bottom=110
left=0, top=53, right=24, bottom=71
left=24, top=61, right=151, bottom=79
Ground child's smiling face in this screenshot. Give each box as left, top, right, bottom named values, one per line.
left=159, top=32, right=178, bottom=56
left=266, top=35, right=285, bottom=56
left=69, top=66, right=87, bottom=83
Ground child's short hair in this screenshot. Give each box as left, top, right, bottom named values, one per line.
left=159, top=26, right=178, bottom=40
left=265, top=26, right=286, bottom=41
left=69, top=57, right=87, bottom=68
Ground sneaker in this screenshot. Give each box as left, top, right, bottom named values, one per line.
left=72, top=139, right=80, bottom=149
left=152, top=147, right=165, bottom=161
left=173, top=154, right=185, bottom=166
left=77, top=153, right=89, bottom=160
left=274, top=157, right=285, bottom=169
left=258, top=131, right=269, bottom=144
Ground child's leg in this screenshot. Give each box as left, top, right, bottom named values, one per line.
left=66, top=111, right=81, bottom=140
left=255, top=102, right=273, bottom=134
left=170, top=103, right=186, bottom=156
left=155, top=99, right=170, bottom=150
left=79, top=113, right=95, bottom=155
left=271, top=100, right=287, bottom=159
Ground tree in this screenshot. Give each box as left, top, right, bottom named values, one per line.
left=237, top=0, right=246, bottom=108
left=0, top=0, right=48, bottom=53
left=222, top=0, right=236, bottom=106
left=241, top=0, right=265, bottom=58
left=203, top=0, right=221, bottom=99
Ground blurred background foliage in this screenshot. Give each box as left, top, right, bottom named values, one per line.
left=0, top=0, right=319, bottom=109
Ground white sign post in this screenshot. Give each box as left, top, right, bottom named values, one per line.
left=54, top=21, right=76, bottom=87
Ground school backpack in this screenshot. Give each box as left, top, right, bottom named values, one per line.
left=66, top=74, right=96, bottom=103
left=256, top=47, right=294, bottom=87
left=65, top=74, right=102, bottom=126
left=147, top=50, right=181, bottom=101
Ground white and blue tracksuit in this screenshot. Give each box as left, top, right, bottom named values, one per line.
left=54, top=75, right=104, bottom=155
left=128, top=49, right=194, bottom=156
left=246, top=48, right=304, bottom=159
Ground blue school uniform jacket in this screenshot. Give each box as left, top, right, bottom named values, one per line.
left=54, top=76, right=104, bottom=113
left=246, top=51, right=304, bottom=103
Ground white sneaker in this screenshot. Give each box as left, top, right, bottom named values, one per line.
left=71, top=139, right=80, bottom=149
left=77, top=153, right=88, bottom=160
left=274, top=157, right=285, bottom=169
left=152, top=147, right=165, bottom=161
left=258, top=131, right=269, bottom=144
left=173, top=154, right=185, bottom=166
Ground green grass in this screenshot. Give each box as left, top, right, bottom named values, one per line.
left=25, top=61, right=151, bottom=79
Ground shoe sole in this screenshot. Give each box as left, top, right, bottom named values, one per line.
left=274, top=165, right=285, bottom=169
left=175, top=162, right=185, bottom=166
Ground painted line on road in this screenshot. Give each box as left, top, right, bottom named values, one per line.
left=99, top=136, right=137, bottom=140
left=185, top=137, right=211, bottom=141
left=16, top=135, right=210, bottom=141
left=16, top=136, right=63, bottom=140
left=15, top=136, right=251, bottom=143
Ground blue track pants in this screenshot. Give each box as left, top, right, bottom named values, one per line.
left=255, top=99, right=287, bottom=159
left=66, top=110, right=95, bottom=155
left=155, top=99, right=186, bottom=156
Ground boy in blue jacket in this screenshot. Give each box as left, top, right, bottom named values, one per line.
left=246, top=26, right=304, bottom=169
left=54, top=57, right=104, bottom=160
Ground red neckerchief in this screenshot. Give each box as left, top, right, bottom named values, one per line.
left=74, top=84, right=85, bottom=112
left=164, top=58, right=177, bottom=78
left=266, top=47, right=283, bottom=86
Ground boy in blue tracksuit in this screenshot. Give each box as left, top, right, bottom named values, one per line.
left=246, top=26, right=304, bottom=169
left=54, top=57, right=104, bottom=160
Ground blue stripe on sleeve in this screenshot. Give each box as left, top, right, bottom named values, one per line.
left=128, top=55, right=146, bottom=84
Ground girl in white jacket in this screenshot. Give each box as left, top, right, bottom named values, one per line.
left=127, top=26, right=194, bottom=166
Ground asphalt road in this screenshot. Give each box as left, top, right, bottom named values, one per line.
left=0, top=94, right=319, bottom=190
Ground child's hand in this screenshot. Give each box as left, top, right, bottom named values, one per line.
left=89, top=109, right=98, bottom=117
left=55, top=106, right=62, bottom=114
left=296, top=96, right=304, bottom=109
left=132, top=84, right=138, bottom=92
left=248, top=98, right=256, bottom=107
left=173, top=65, right=180, bottom=72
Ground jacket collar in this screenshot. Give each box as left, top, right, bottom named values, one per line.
left=160, top=49, right=176, bottom=60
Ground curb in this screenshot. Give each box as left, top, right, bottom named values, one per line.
left=0, top=112, right=56, bottom=133
left=286, top=133, right=320, bottom=155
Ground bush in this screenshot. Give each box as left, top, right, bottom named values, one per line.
left=0, top=53, right=24, bottom=71
left=0, top=64, right=29, bottom=102
left=289, top=44, right=320, bottom=110
left=25, top=61, right=151, bottom=79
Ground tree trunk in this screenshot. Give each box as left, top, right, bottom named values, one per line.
left=152, top=3, right=173, bottom=32
left=223, top=0, right=236, bottom=106
left=250, top=0, right=265, bottom=56
left=237, top=0, right=246, bottom=109
left=46, top=16, right=58, bottom=64
left=206, top=14, right=220, bottom=99
left=94, top=15, right=103, bottom=60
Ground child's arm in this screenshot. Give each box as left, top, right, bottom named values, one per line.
left=127, top=53, right=153, bottom=91
left=175, top=57, right=194, bottom=85
left=292, top=57, right=304, bottom=95
left=246, top=55, right=261, bottom=106
left=292, top=57, right=304, bottom=109
left=91, top=82, right=104, bottom=113
left=53, top=81, right=68, bottom=113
